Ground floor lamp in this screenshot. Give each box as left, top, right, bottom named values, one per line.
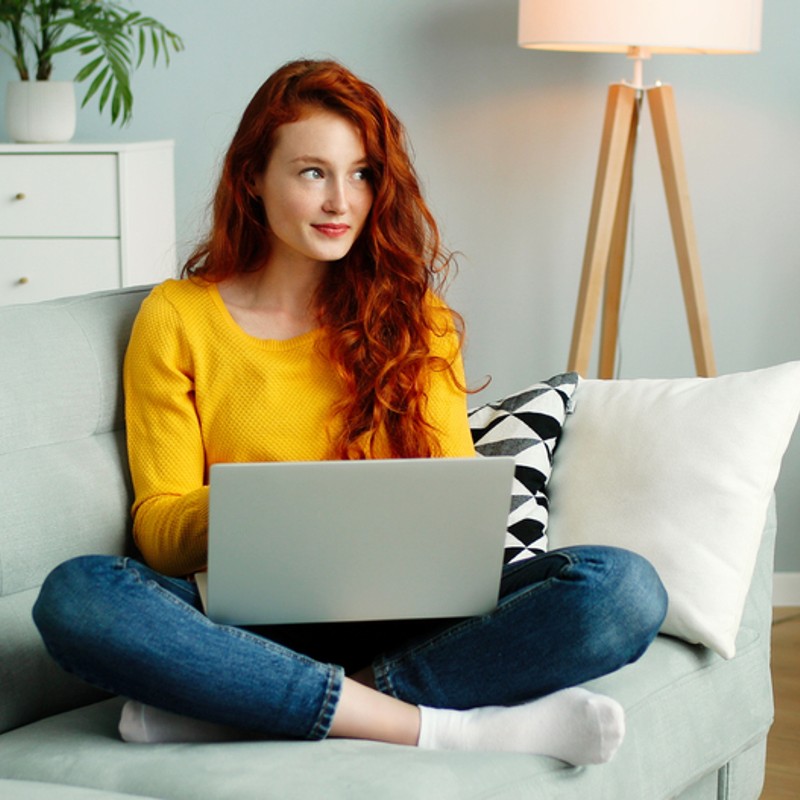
left=518, top=0, right=762, bottom=378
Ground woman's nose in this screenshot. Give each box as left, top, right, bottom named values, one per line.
left=322, top=178, right=348, bottom=214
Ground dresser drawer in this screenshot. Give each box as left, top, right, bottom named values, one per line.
left=0, top=154, right=119, bottom=237
left=0, top=239, right=121, bottom=304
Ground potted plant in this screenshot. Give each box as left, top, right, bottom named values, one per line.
left=0, top=0, right=183, bottom=142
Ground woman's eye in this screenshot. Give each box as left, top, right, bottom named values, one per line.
left=301, top=167, right=324, bottom=180
left=353, top=168, right=371, bottom=182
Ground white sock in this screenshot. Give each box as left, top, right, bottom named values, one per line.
left=118, top=700, right=248, bottom=744
left=417, top=688, right=625, bottom=765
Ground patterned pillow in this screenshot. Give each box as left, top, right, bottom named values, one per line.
left=468, top=373, right=579, bottom=564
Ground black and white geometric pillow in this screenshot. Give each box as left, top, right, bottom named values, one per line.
left=468, top=373, right=579, bottom=564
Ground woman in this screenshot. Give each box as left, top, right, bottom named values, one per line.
left=33, top=59, right=667, bottom=765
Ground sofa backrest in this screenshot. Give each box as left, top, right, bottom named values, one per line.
left=0, top=286, right=150, bottom=733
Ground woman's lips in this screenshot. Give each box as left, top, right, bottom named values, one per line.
left=312, top=223, right=350, bottom=238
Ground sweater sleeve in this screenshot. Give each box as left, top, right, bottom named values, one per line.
left=425, top=301, right=477, bottom=459
left=123, top=288, right=209, bottom=576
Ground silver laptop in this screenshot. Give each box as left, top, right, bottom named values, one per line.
left=199, top=457, right=515, bottom=626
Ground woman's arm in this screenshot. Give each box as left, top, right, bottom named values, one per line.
left=124, top=288, right=209, bottom=576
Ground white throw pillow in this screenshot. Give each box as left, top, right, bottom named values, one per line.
left=547, top=362, right=800, bottom=659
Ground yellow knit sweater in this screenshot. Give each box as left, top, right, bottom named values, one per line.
left=123, top=278, right=476, bottom=576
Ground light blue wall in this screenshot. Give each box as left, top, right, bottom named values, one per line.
left=3, top=0, right=799, bottom=571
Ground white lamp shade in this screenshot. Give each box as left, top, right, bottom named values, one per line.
left=518, top=0, right=763, bottom=55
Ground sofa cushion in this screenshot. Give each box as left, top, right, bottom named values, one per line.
left=547, top=363, right=800, bottom=658
left=468, top=373, right=578, bottom=563
left=0, top=779, right=162, bottom=799
left=0, top=288, right=148, bottom=734
left=0, top=289, right=145, bottom=457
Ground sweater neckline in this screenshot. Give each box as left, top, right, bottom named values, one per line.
left=206, top=282, right=323, bottom=351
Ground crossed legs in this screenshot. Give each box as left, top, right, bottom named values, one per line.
left=34, top=547, right=666, bottom=764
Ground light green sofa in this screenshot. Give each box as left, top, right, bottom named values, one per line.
left=0, top=287, right=774, bottom=799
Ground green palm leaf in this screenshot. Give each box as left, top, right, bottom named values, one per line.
left=0, top=1, right=183, bottom=126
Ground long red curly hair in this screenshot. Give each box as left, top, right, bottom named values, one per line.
left=183, top=59, right=465, bottom=459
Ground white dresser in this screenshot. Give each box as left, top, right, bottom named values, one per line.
left=0, top=140, right=177, bottom=305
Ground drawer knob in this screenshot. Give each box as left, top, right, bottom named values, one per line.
left=17, top=277, right=29, bottom=285
left=14, top=192, right=26, bottom=201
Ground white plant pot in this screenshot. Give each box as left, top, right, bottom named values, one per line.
left=5, top=81, right=77, bottom=143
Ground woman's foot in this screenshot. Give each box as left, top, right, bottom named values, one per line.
left=119, top=700, right=248, bottom=743
left=417, top=687, right=625, bottom=765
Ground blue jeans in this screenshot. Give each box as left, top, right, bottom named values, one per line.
left=32, top=547, right=666, bottom=741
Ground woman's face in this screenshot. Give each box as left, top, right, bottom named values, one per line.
left=253, top=109, right=374, bottom=270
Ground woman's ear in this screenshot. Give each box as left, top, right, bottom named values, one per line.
left=244, top=166, right=264, bottom=198
left=244, top=174, right=258, bottom=197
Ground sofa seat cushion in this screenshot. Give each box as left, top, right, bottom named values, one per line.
left=0, top=779, right=161, bottom=799
left=0, top=621, right=772, bottom=800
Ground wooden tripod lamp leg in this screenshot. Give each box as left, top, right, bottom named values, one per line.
left=598, top=93, right=640, bottom=379
left=568, top=84, right=639, bottom=376
left=647, top=85, right=717, bottom=377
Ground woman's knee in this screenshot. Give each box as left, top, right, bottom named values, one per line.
left=561, top=545, right=668, bottom=662
left=608, top=547, right=667, bottom=633
left=601, top=547, right=667, bottom=656
left=33, top=555, right=123, bottom=649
